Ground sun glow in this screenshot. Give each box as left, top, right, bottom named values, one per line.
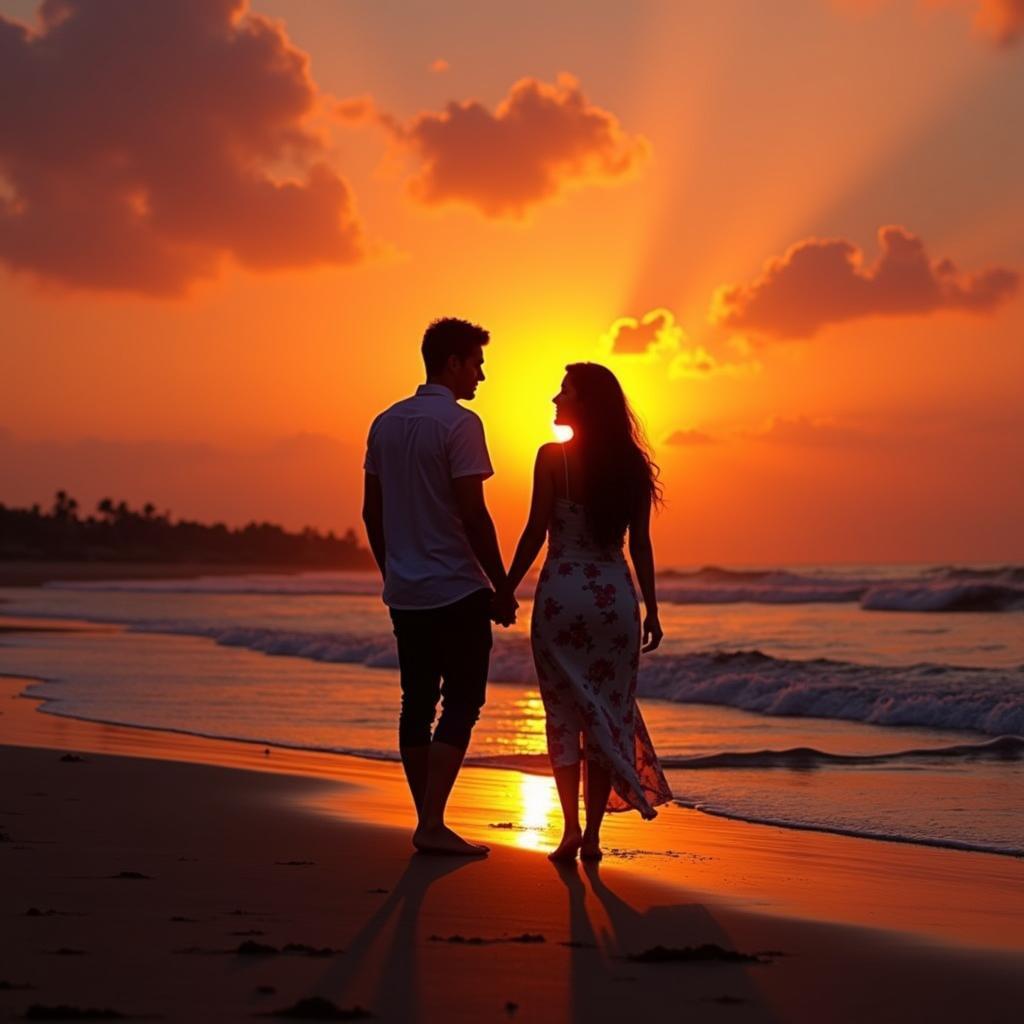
left=553, top=424, right=573, bottom=443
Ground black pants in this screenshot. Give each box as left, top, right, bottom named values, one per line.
left=390, top=588, right=492, bottom=751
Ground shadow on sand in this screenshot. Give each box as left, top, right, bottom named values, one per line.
left=320, top=850, right=777, bottom=1022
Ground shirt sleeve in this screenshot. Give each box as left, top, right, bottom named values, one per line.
left=447, top=413, right=494, bottom=479
left=363, top=417, right=379, bottom=475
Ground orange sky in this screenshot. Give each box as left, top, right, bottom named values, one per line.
left=1, top=0, right=1022, bottom=566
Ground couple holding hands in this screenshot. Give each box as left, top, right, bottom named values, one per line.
left=363, top=318, right=671, bottom=862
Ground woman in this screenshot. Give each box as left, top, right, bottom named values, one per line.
left=496, top=363, right=672, bottom=862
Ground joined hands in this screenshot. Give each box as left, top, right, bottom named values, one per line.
left=491, top=587, right=519, bottom=627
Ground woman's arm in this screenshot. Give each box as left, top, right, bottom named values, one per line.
left=628, top=487, right=663, bottom=652
left=501, top=445, right=557, bottom=595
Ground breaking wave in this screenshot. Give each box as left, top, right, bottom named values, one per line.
left=137, top=622, right=1024, bottom=737
left=45, top=564, right=1024, bottom=611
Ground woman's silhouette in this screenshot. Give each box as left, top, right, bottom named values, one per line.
left=497, top=363, right=671, bottom=861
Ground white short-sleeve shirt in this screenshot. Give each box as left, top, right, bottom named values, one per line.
left=364, top=383, right=494, bottom=609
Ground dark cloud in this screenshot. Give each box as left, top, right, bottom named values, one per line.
left=0, top=0, right=363, bottom=295
left=347, top=74, right=648, bottom=219
left=711, top=226, right=1019, bottom=339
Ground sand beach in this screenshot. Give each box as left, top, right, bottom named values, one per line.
left=2, top=657, right=1022, bottom=1023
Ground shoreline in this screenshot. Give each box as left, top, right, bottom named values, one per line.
left=2, top=688, right=1023, bottom=1023
left=2, top=611, right=1021, bottom=864
left=0, top=561, right=370, bottom=588
left=2, top=670, right=1022, bottom=955
left=12, top=671, right=1024, bottom=864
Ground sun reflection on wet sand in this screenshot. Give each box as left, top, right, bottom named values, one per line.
left=514, top=772, right=558, bottom=850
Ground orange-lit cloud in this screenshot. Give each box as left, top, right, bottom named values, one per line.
left=664, top=428, right=716, bottom=446
left=601, top=308, right=761, bottom=379
left=345, top=74, right=649, bottom=219
left=750, top=416, right=873, bottom=446
left=429, top=58, right=451, bottom=74
left=0, top=0, right=363, bottom=296
left=838, top=0, right=1024, bottom=47
left=603, top=308, right=681, bottom=356
left=970, top=0, right=1024, bottom=44
left=711, top=226, right=1019, bottom=340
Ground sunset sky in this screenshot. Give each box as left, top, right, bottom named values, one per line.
left=2, top=0, right=1022, bottom=566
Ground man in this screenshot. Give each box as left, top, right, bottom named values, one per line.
left=362, top=317, right=517, bottom=856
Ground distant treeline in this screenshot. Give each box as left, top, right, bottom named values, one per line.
left=0, top=491, right=375, bottom=568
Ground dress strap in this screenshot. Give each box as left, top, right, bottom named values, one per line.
left=560, top=442, right=570, bottom=498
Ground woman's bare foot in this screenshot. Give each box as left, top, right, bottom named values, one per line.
left=412, top=823, right=489, bottom=856
left=548, top=827, right=583, bottom=862
left=580, top=835, right=603, bottom=861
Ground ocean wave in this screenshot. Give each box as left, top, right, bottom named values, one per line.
left=135, top=621, right=1024, bottom=738
left=639, top=649, right=1024, bottom=737
left=861, top=581, right=1024, bottom=612
left=657, top=565, right=1024, bottom=611
left=42, top=564, right=1024, bottom=611
left=658, top=734, right=1024, bottom=770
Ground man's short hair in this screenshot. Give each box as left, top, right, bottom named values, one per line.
left=421, top=318, right=490, bottom=375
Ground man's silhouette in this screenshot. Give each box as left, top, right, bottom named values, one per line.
left=362, top=317, right=516, bottom=855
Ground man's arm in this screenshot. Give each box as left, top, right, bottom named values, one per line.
left=451, top=475, right=507, bottom=593
left=361, top=471, right=386, bottom=581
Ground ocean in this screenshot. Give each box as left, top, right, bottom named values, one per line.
left=1, top=563, right=1022, bottom=857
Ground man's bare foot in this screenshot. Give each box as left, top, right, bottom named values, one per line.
left=548, top=828, right=583, bottom=863
left=580, top=836, right=603, bottom=861
left=413, top=823, right=489, bottom=856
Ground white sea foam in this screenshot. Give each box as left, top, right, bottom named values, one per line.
left=135, top=621, right=1024, bottom=737
left=638, top=649, right=1024, bottom=736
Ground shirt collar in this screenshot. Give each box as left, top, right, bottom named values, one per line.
left=416, top=383, right=456, bottom=401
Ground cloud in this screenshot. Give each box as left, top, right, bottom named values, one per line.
left=710, top=226, right=1019, bottom=339
left=603, top=308, right=682, bottom=356
left=836, top=0, right=1024, bottom=48
left=0, top=0, right=363, bottom=296
left=600, top=307, right=762, bottom=380
left=429, top=58, right=450, bottom=74
left=971, top=0, right=1024, bottom=45
left=664, top=428, right=716, bottom=446
left=350, top=74, right=648, bottom=219
left=749, top=416, right=873, bottom=446
left=669, top=345, right=748, bottom=380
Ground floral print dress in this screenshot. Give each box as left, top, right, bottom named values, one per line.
left=531, top=497, right=672, bottom=819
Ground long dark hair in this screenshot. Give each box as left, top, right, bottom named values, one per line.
left=564, top=362, right=662, bottom=546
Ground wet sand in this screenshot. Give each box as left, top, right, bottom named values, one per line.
left=1, top=669, right=1022, bottom=1022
